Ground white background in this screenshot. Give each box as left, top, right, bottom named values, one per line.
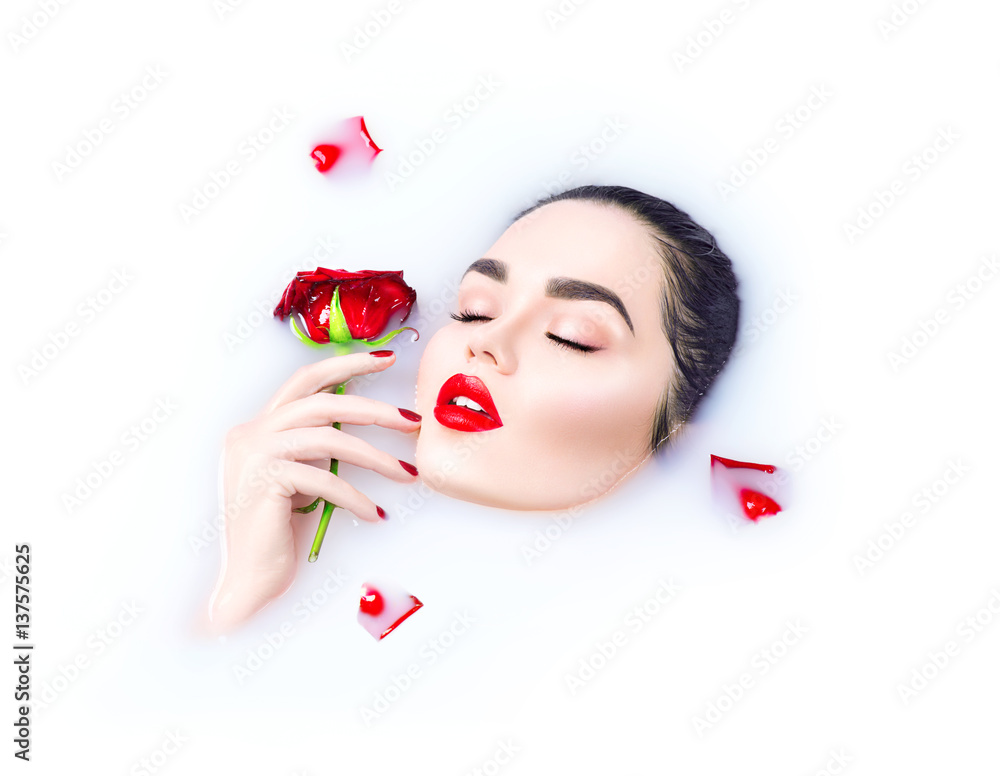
left=3, top=0, right=999, bottom=773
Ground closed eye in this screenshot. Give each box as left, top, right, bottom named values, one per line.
left=450, top=310, right=492, bottom=323
left=450, top=309, right=600, bottom=354
left=546, top=333, right=598, bottom=353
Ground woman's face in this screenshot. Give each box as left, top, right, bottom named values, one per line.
left=413, top=199, right=675, bottom=511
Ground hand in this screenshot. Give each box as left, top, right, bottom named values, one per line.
left=207, top=351, right=421, bottom=633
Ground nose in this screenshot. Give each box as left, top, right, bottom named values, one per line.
left=464, top=317, right=517, bottom=374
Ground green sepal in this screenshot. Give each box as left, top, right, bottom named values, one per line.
left=289, top=316, right=353, bottom=354
left=364, top=326, right=420, bottom=347
left=289, top=316, right=327, bottom=348
left=327, top=285, right=353, bottom=344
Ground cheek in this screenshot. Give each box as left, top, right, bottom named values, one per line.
left=525, top=360, right=661, bottom=454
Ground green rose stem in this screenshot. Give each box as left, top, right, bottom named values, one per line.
left=286, top=285, right=419, bottom=562
left=307, top=382, right=346, bottom=563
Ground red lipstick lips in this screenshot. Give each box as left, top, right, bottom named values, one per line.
left=434, top=374, right=502, bottom=432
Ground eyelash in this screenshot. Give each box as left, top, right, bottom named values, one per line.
left=449, top=309, right=599, bottom=354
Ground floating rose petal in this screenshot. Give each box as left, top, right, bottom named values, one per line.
left=357, top=116, right=382, bottom=155
left=739, top=488, right=782, bottom=521
left=711, top=454, right=785, bottom=522
left=310, top=144, right=341, bottom=172
left=311, top=116, right=382, bottom=174
left=358, top=581, right=423, bottom=640
left=360, top=587, right=384, bottom=616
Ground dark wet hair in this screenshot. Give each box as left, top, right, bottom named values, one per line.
left=514, top=185, right=739, bottom=453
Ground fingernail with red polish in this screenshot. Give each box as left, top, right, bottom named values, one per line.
left=398, top=460, right=418, bottom=477
left=398, top=408, right=422, bottom=422
left=371, top=350, right=394, bottom=358
left=376, top=506, right=387, bottom=520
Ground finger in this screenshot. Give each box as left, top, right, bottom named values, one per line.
left=291, top=492, right=320, bottom=510
left=268, top=427, right=419, bottom=484
left=290, top=459, right=337, bottom=508
left=261, top=351, right=397, bottom=415
left=277, top=460, right=386, bottom=522
left=259, top=393, right=422, bottom=434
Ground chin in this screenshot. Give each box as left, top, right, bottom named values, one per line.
left=413, top=434, right=522, bottom=509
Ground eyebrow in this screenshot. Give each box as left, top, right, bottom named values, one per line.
left=461, top=257, right=635, bottom=335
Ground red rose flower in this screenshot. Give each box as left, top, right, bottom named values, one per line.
left=273, top=268, right=416, bottom=343
left=271, top=267, right=420, bottom=562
